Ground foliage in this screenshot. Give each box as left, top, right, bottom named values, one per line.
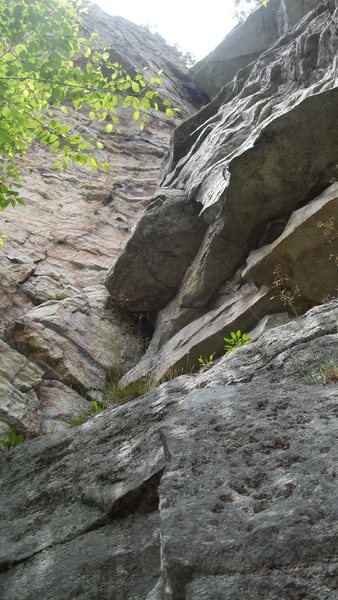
left=105, top=377, right=153, bottom=405
left=88, top=399, right=108, bottom=414
left=0, top=0, right=177, bottom=211
left=224, top=330, right=253, bottom=353
left=69, top=399, right=108, bottom=426
left=198, top=353, right=215, bottom=368
left=70, top=414, right=88, bottom=427
left=0, top=427, right=25, bottom=452
left=316, top=362, right=338, bottom=386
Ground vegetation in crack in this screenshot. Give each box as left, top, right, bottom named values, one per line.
left=0, top=428, right=25, bottom=453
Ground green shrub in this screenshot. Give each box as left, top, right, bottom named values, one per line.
left=198, top=353, right=215, bottom=368
left=88, top=400, right=108, bottom=415
left=224, top=330, right=253, bottom=353
left=105, top=377, right=153, bottom=405
left=0, top=428, right=25, bottom=452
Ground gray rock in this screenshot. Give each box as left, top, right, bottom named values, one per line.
left=190, top=0, right=320, bottom=97
left=105, top=191, right=208, bottom=313
left=109, top=2, right=338, bottom=322
left=39, top=380, right=90, bottom=433
left=1, top=340, right=337, bottom=597
left=0, top=383, right=182, bottom=598
left=120, top=284, right=279, bottom=386
left=159, top=383, right=338, bottom=599
left=5, top=286, right=143, bottom=396
left=197, top=299, right=338, bottom=388
left=243, top=183, right=338, bottom=306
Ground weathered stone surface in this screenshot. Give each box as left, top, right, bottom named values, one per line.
left=197, top=299, right=338, bottom=388
left=190, top=0, right=320, bottom=97
left=243, top=183, right=338, bottom=305
left=5, top=286, right=142, bottom=396
left=39, top=380, right=90, bottom=434
left=0, top=383, right=181, bottom=598
left=0, top=11, right=206, bottom=442
left=0, top=300, right=337, bottom=598
left=159, top=383, right=338, bottom=599
left=121, top=284, right=280, bottom=385
left=0, top=340, right=43, bottom=435
left=105, top=190, right=208, bottom=312
left=109, top=2, right=338, bottom=321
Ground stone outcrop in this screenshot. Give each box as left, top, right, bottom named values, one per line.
left=107, top=0, right=338, bottom=385
left=1, top=300, right=337, bottom=599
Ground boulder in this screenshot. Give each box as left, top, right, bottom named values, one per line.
left=105, top=191, right=208, bottom=313
left=197, top=299, right=338, bottom=387
left=39, top=380, right=90, bottom=434
left=120, top=284, right=280, bottom=385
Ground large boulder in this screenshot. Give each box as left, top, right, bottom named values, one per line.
left=105, top=191, right=208, bottom=312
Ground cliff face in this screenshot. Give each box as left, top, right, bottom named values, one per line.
left=190, top=0, right=321, bottom=97
left=1, top=2, right=338, bottom=599
left=0, top=7, right=205, bottom=436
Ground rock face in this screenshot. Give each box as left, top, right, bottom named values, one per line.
left=1, top=301, right=337, bottom=599
left=190, top=0, right=321, bottom=97
left=107, top=0, right=338, bottom=385
left=0, top=10, right=205, bottom=434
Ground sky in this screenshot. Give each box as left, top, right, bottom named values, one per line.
left=94, top=0, right=241, bottom=61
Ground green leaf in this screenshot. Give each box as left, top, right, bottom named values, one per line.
left=105, top=123, right=113, bottom=133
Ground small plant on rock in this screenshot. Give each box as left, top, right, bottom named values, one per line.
left=0, top=428, right=25, bottom=452
left=105, top=377, right=154, bottom=405
left=315, top=362, right=338, bottom=386
left=198, top=353, right=215, bottom=368
left=88, top=400, right=108, bottom=415
left=224, top=330, right=253, bottom=354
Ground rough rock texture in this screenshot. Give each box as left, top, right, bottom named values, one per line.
left=108, top=1, right=338, bottom=312
left=1, top=301, right=337, bottom=599
left=5, top=286, right=142, bottom=398
left=0, top=11, right=204, bottom=434
left=0, top=340, right=43, bottom=435
left=107, top=0, right=338, bottom=388
left=190, top=0, right=321, bottom=96
left=243, top=183, right=338, bottom=305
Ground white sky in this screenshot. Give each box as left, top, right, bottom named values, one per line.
left=94, top=1, right=240, bottom=61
